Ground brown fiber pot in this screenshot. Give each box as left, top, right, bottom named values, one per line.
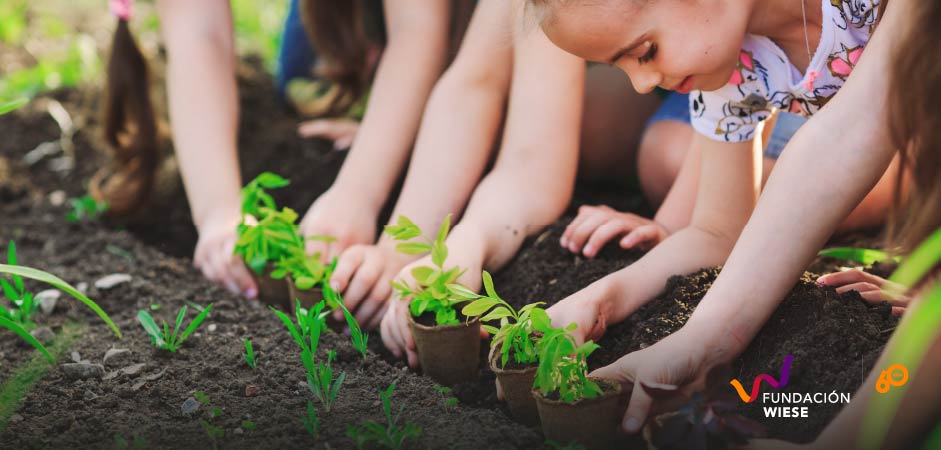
left=408, top=314, right=480, bottom=386
left=489, top=348, right=538, bottom=425
left=252, top=266, right=290, bottom=309
left=532, top=379, right=622, bottom=449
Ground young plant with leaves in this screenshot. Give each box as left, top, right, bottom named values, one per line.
left=272, top=300, right=345, bottom=411
left=304, top=349, right=346, bottom=412
left=1, top=241, right=123, bottom=360
left=433, top=385, right=458, bottom=411
left=385, top=214, right=474, bottom=326
left=243, top=338, right=256, bottom=369
left=1, top=241, right=38, bottom=327
left=302, top=400, right=319, bottom=438
left=461, top=271, right=553, bottom=368
left=346, top=383, right=422, bottom=450
left=195, top=391, right=225, bottom=450
left=271, top=241, right=338, bottom=293
left=137, top=304, right=213, bottom=352
left=329, top=288, right=368, bottom=359
left=234, top=172, right=307, bottom=274
left=65, top=194, right=108, bottom=223
left=533, top=325, right=603, bottom=403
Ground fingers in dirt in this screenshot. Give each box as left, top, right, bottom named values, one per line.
left=584, top=220, right=630, bottom=258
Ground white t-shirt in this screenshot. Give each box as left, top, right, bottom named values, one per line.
left=690, top=0, right=881, bottom=142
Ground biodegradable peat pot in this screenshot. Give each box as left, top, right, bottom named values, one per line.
left=252, top=266, right=290, bottom=309
left=408, top=313, right=480, bottom=386
left=489, top=348, right=538, bottom=425
left=533, top=379, right=622, bottom=449
left=287, top=281, right=323, bottom=311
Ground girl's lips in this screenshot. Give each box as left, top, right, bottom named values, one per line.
left=674, top=76, right=694, bottom=94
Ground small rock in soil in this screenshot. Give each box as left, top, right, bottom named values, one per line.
left=36, top=289, right=60, bottom=314
left=94, top=273, right=132, bottom=290
left=48, top=190, right=66, bottom=206
left=121, top=363, right=146, bottom=376
left=141, top=367, right=167, bottom=382
left=245, top=385, right=260, bottom=397
left=61, top=363, right=105, bottom=380
left=70, top=351, right=89, bottom=364
left=102, top=348, right=131, bottom=366
left=76, top=282, right=88, bottom=294
left=30, top=326, right=55, bottom=344
left=181, top=397, right=200, bottom=415
left=234, top=428, right=244, bottom=436
left=208, top=324, right=217, bottom=333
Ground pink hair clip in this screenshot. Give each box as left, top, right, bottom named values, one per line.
left=110, top=0, right=133, bottom=21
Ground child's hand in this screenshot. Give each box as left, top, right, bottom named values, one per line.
left=297, top=118, right=360, bottom=151
left=194, top=210, right=257, bottom=299
left=380, top=241, right=484, bottom=368
left=545, top=277, right=617, bottom=344
left=816, top=269, right=909, bottom=315
left=328, top=243, right=417, bottom=329
left=300, top=188, right=378, bottom=262
left=561, top=205, right=669, bottom=258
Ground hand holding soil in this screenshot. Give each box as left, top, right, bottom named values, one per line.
left=328, top=243, right=416, bottom=328
left=299, top=187, right=378, bottom=262
left=193, top=208, right=257, bottom=299
left=589, top=325, right=721, bottom=434
left=545, top=278, right=616, bottom=345
left=817, top=269, right=910, bottom=315
left=561, top=204, right=670, bottom=258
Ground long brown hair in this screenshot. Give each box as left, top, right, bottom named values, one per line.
left=886, top=0, right=941, bottom=254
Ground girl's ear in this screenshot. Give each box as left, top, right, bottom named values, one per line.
left=95, top=18, right=159, bottom=218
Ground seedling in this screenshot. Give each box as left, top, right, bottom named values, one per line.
left=461, top=271, right=553, bottom=367
left=271, top=242, right=338, bottom=296
left=818, top=247, right=901, bottom=265
left=645, top=365, right=766, bottom=450
left=194, top=391, right=224, bottom=450
left=0, top=97, right=28, bottom=115
left=272, top=300, right=345, bottom=411
left=1, top=241, right=123, bottom=358
left=65, top=194, right=108, bottom=223
left=113, top=433, right=146, bottom=449
left=304, top=349, right=345, bottom=412
left=533, top=325, right=603, bottom=402
left=241, top=420, right=256, bottom=430
left=346, top=383, right=422, bottom=450
left=243, top=338, right=256, bottom=369
left=302, top=400, right=319, bottom=438
left=433, top=385, right=458, bottom=411
left=1, top=241, right=38, bottom=327
left=385, top=214, right=474, bottom=326
left=234, top=173, right=306, bottom=274
left=137, top=304, right=213, bottom=352
left=331, top=289, right=368, bottom=359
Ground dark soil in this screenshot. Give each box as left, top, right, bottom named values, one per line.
left=0, top=60, right=896, bottom=449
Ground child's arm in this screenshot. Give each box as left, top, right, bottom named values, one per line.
left=327, top=0, right=514, bottom=326
left=380, top=2, right=586, bottom=365
left=547, top=134, right=757, bottom=344
left=588, top=0, right=905, bottom=432
left=300, top=0, right=453, bottom=259
left=156, top=0, right=254, bottom=297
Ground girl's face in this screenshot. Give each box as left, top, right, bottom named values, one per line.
left=539, top=0, right=752, bottom=94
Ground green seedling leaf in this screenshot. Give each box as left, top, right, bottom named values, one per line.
left=243, top=338, right=256, bottom=369
left=137, top=311, right=167, bottom=348
left=303, top=400, right=319, bottom=438
left=178, top=304, right=213, bottom=344
left=818, top=247, right=899, bottom=265
left=194, top=391, right=210, bottom=404
left=395, top=242, right=432, bottom=255
left=0, top=316, right=53, bottom=362
left=241, top=420, right=256, bottom=430
left=0, top=97, right=28, bottom=115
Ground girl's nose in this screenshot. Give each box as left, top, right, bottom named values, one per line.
left=625, top=66, right=663, bottom=95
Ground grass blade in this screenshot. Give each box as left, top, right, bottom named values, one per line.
left=0, top=317, right=53, bottom=362
left=178, top=304, right=213, bottom=345
left=136, top=310, right=166, bottom=348
left=0, top=264, right=122, bottom=338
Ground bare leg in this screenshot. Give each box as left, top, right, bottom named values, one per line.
left=578, top=65, right=662, bottom=184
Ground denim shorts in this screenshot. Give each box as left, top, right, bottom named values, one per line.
left=646, top=92, right=806, bottom=159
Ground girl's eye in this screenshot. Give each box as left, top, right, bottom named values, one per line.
left=638, top=43, right=657, bottom=64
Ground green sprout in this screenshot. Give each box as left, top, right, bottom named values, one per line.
left=241, top=420, right=256, bottom=430
left=65, top=195, right=108, bottom=223
left=461, top=271, right=553, bottom=367
left=0, top=97, right=27, bottom=115
left=385, top=214, right=474, bottom=326
left=272, top=300, right=345, bottom=411
left=113, top=433, right=146, bottom=450
left=137, top=304, right=213, bottom=352
left=243, top=338, right=256, bottom=369
left=346, top=383, right=422, bottom=450
left=433, top=385, right=458, bottom=411
left=234, top=173, right=306, bottom=274
left=817, top=247, right=900, bottom=265
left=271, top=243, right=338, bottom=297
left=1, top=241, right=38, bottom=327
left=194, top=391, right=224, bottom=449
left=533, top=325, right=603, bottom=403
left=302, top=400, right=319, bottom=438
left=1, top=241, right=122, bottom=360
left=330, top=289, right=368, bottom=359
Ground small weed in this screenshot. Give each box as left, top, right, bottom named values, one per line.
left=137, top=304, right=213, bottom=352
left=433, top=385, right=458, bottom=411
left=305, top=349, right=345, bottom=412
left=241, top=420, right=256, bottom=430
left=302, top=400, right=319, bottom=438
left=1, top=241, right=38, bottom=327
left=243, top=338, right=256, bottom=369
left=194, top=391, right=224, bottom=450
left=65, top=195, right=108, bottom=223
left=347, top=383, right=422, bottom=450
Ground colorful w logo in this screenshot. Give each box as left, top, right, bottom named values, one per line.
left=729, top=355, right=794, bottom=403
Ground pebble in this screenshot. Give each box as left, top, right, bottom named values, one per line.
left=48, top=190, right=66, bottom=206
left=103, top=348, right=131, bottom=366
left=234, top=428, right=244, bottom=435
left=36, top=289, right=60, bottom=314
left=245, top=385, right=260, bottom=397
left=61, top=363, right=105, bottom=380
left=208, top=324, right=217, bottom=333
left=70, top=351, right=88, bottom=364
left=181, top=397, right=201, bottom=415
left=94, top=274, right=132, bottom=290
left=76, top=282, right=88, bottom=294
left=29, top=326, right=55, bottom=344
left=121, top=363, right=146, bottom=376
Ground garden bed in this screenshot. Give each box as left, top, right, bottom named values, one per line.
left=0, top=65, right=896, bottom=449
